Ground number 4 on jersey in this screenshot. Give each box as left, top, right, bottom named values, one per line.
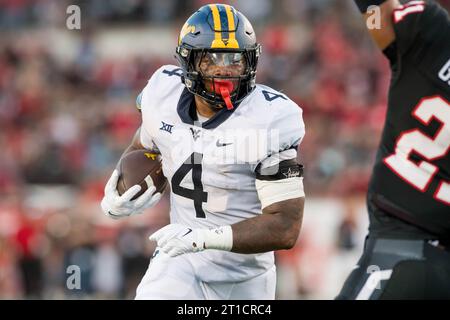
left=384, top=96, right=450, bottom=205
left=171, top=152, right=208, bottom=218
left=262, top=90, right=287, bottom=102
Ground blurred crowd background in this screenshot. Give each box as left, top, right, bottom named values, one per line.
left=1, top=0, right=449, bottom=299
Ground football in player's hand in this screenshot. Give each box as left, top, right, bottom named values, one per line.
left=117, top=150, right=167, bottom=200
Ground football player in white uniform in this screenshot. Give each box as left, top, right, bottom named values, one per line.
left=101, top=3, right=306, bottom=300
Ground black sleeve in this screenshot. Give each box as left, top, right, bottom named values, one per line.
left=382, top=41, right=398, bottom=65
left=391, top=0, right=450, bottom=57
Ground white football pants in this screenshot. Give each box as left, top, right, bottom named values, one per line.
left=135, top=251, right=276, bottom=300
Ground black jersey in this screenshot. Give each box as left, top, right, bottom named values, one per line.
left=368, top=0, right=450, bottom=240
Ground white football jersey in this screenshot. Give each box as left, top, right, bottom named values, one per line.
left=138, top=65, right=305, bottom=282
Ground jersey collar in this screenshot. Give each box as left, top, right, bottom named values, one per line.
left=177, top=88, right=241, bottom=129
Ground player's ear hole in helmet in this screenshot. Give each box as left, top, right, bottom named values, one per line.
left=176, top=4, right=261, bottom=110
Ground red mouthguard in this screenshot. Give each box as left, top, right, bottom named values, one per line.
left=214, top=80, right=234, bottom=110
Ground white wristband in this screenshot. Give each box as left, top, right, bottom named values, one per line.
left=200, top=225, right=233, bottom=251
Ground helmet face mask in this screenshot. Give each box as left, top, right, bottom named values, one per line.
left=176, top=4, right=261, bottom=110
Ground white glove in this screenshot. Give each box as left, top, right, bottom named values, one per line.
left=149, top=223, right=233, bottom=258
left=100, top=169, right=162, bottom=219
left=149, top=224, right=205, bottom=257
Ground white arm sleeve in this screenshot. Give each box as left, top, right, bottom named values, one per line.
left=256, top=177, right=305, bottom=210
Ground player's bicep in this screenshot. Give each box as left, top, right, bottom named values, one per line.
left=256, top=160, right=305, bottom=245
left=255, top=157, right=305, bottom=210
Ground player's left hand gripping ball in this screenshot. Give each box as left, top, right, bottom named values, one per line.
left=149, top=224, right=206, bottom=257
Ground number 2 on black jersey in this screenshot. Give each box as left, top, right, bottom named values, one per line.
left=384, top=96, right=450, bottom=205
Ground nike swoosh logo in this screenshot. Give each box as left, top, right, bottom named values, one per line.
left=182, top=228, right=193, bottom=237
left=108, top=211, right=121, bottom=217
left=216, top=140, right=233, bottom=147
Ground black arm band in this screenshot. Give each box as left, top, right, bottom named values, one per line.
left=256, top=159, right=304, bottom=181
left=354, top=0, right=388, bottom=13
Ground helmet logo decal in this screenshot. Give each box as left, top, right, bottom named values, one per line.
left=179, top=22, right=196, bottom=45
left=209, top=4, right=239, bottom=49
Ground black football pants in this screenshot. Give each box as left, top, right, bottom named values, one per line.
left=336, top=236, right=450, bottom=299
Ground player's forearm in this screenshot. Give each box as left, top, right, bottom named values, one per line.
left=230, top=198, right=304, bottom=254
left=363, top=0, right=399, bottom=50
left=353, top=0, right=400, bottom=50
